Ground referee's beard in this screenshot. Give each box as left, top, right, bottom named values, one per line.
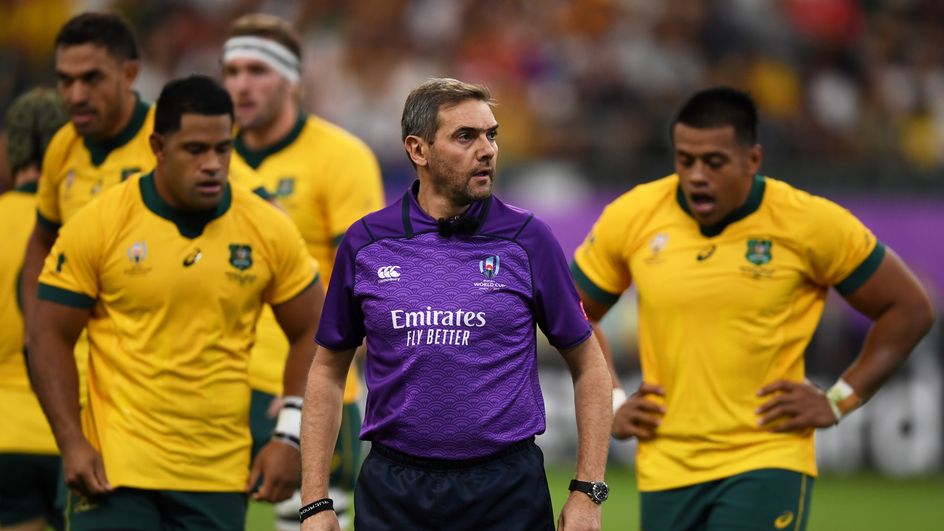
left=426, top=160, right=495, bottom=207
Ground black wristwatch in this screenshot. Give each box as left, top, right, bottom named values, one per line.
left=569, top=479, right=609, bottom=504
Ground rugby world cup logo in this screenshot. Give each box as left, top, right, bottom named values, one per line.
left=127, top=241, right=147, bottom=263
left=479, top=255, right=500, bottom=279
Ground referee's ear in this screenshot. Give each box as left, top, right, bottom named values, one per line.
left=404, top=135, right=429, bottom=168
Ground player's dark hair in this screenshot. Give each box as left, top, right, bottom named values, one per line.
left=55, top=12, right=140, bottom=62
left=401, top=78, right=494, bottom=143
left=154, top=76, right=234, bottom=135
left=672, top=87, right=758, bottom=146
left=228, top=13, right=302, bottom=61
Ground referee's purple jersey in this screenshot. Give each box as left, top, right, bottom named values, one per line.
left=316, top=182, right=592, bottom=460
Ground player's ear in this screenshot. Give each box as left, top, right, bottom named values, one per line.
left=149, top=132, right=165, bottom=161
left=121, top=59, right=140, bottom=86
left=748, top=143, right=762, bottom=174
left=404, top=135, right=428, bottom=168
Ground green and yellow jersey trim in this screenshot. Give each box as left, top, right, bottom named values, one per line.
left=139, top=173, right=231, bottom=239
left=234, top=113, right=306, bottom=170
left=570, top=261, right=621, bottom=306
left=83, top=95, right=151, bottom=166
left=677, top=174, right=766, bottom=237
left=835, top=242, right=885, bottom=296
left=37, top=283, right=95, bottom=308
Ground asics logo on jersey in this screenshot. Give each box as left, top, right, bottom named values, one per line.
left=774, top=511, right=794, bottom=529
left=378, top=266, right=401, bottom=282
left=696, top=244, right=716, bottom=261
left=183, top=248, right=202, bottom=267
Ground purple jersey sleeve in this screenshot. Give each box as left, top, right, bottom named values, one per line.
left=519, top=217, right=592, bottom=350
left=315, top=221, right=368, bottom=351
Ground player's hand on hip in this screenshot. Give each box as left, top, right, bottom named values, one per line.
left=757, top=379, right=836, bottom=432
left=612, top=382, right=665, bottom=441
left=61, top=436, right=112, bottom=497
left=557, top=491, right=602, bottom=531
left=247, top=439, right=300, bottom=503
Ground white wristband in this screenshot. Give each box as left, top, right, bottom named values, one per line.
left=612, top=387, right=628, bottom=414
left=273, top=396, right=303, bottom=448
left=826, top=379, right=856, bottom=423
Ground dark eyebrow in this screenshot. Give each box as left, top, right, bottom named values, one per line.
left=181, top=141, right=211, bottom=150
left=675, top=149, right=727, bottom=159
left=56, top=68, right=104, bottom=81
left=452, top=124, right=500, bottom=136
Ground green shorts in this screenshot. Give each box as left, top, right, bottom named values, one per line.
left=64, top=488, right=246, bottom=531
left=0, top=453, right=63, bottom=529
left=640, top=468, right=813, bottom=531
left=249, top=390, right=362, bottom=489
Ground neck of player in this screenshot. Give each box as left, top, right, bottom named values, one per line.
left=99, top=91, right=139, bottom=141
left=416, top=179, right=471, bottom=221
left=241, top=100, right=298, bottom=150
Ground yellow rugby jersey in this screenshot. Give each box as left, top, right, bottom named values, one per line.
left=573, top=174, right=884, bottom=491
left=37, top=96, right=268, bottom=229
left=0, top=183, right=57, bottom=455
left=37, top=173, right=318, bottom=492
left=35, top=97, right=268, bottom=412
left=36, top=98, right=156, bottom=404
left=37, top=96, right=155, bottom=229
left=231, top=114, right=383, bottom=401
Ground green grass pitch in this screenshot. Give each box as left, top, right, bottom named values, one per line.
left=246, top=465, right=943, bottom=530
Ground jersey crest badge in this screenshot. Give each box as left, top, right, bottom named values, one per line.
left=229, top=244, right=253, bottom=271
left=746, top=239, right=772, bottom=265
left=479, top=255, right=500, bottom=279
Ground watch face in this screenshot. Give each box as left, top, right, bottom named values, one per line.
left=591, top=482, right=609, bottom=503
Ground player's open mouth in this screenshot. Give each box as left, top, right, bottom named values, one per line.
left=688, top=192, right=716, bottom=215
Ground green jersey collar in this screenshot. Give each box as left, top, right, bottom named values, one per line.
left=234, top=113, right=306, bottom=170
left=84, top=94, right=150, bottom=166
left=139, top=172, right=231, bottom=238
left=677, top=174, right=766, bottom=237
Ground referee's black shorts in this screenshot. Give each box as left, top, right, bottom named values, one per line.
left=354, top=437, right=555, bottom=531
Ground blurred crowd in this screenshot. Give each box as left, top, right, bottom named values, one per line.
left=2, top=0, right=944, bottom=192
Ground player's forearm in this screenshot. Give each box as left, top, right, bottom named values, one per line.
left=282, top=336, right=318, bottom=398
left=300, top=348, right=351, bottom=502
left=22, top=227, right=55, bottom=335
left=842, top=300, right=934, bottom=401
left=564, top=336, right=612, bottom=480
left=273, top=282, right=325, bottom=398
left=28, top=326, right=84, bottom=450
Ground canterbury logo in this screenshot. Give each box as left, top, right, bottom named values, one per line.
left=774, top=511, right=794, bottom=529
left=377, top=266, right=401, bottom=282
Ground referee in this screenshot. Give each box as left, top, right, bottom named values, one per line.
left=299, top=78, right=612, bottom=531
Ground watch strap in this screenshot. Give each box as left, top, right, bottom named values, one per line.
left=569, top=479, right=592, bottom=494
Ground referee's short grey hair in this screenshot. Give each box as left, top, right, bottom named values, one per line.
left=401, top=78, right=494, bottom=143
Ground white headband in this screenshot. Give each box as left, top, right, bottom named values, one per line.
left=223, top=36, right=300, bottom=84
